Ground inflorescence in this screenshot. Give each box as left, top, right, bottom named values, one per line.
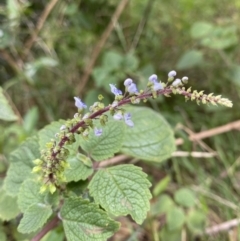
left=32, top=71, right=233, bottom=193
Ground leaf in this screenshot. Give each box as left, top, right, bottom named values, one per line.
left=41, top=229, right=65, bottom=241
left=80, top=121, right=125, bottom=161
left=176, top=50, right=204, bottom=70
left=0, top=87, right=18, bottom=121
left=229, top=65, right=240, bottom=87
left=150, top=194, right=175, bottom=216
left=88, top=164, right=152, bottom=224
left=65, top=154, right=93, bottom=182
left=122, top=53, right=139, bottom=72
left=186, top=210, right=206, bottom=234
left=18, top=179, right=58, bottom=212
left=167, top=207, right=185, bottom=230
left=4, top=136, right=40, bottom=196
left=38, top=120, right=64, bottom=150
left=174, top=188, right=196, bottom=208
left=0, top=227, right=7, bottom=241
left=0, top=188, right=20, bottom=221
left=23, top=107, right=39, bottom=133
left=61, top=197, right=120, bottom=241
left=160, top=227, right=182, bottom=241
left=190, top=22, right=213, bottom=39
left=121, top=107, right=175, bottom=162
left=153, top=175, right=171, bottom=197
left=102, top=51, right=123, bottom=70
left=200, top=25, right=238, bottom=49
left=18, top=203, right=52, bottom=234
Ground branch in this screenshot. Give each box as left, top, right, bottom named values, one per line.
left=189, top=120, right=240, bottom=141
left=76, top=0, right=129, bottom=94
left=31, top=215, right=60, bottom=241
left=204, top=218, right=240, bottom=236
left=23, top=0, right=59, bottom=58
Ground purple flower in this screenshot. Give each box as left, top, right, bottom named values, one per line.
left=109, top=84, right=122, bottom=96
left=113, top=112, right=123, bottom=120
left=124, top=113, right=134, bottom=127
left=149, top=74, right=158, bottom=83
left=124, top=78, right=133, bottom=87
left=172, top=78, right=182, bottom=86
left=168, top=70, right=177, bottom=78
left=94, top=127, right=102, bottom=137
left=127, top=83, right=138, bottom=94
left=149, top=74, right=163, bottom=91
left=74, top=97, right=87, bottom=109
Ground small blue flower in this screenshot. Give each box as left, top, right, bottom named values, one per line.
left=109, top=84, right=122, bottom=96
left=74, top=97, right=87, bottom=109
left=172, top=78, right=182, bottom=86
left=124, top=113, right=134, bottom=127
left=149, top=74, right=158, bottom=83
left=149, top=74, right=163, bottom=91
left=168, top=70, right=177, bottom=78
left=124, top=78, right=133, bottom=87
left=94, top=127, right=102, bottom=137
left=113, top=112, right=123, bottom=120
left=127, top=83, right=138, bottom=94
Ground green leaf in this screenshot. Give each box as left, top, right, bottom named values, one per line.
left=121, top=107, right=175, bottom=162
left=167, top=207, right=185, bottom=230
left=23, top=107, right=39, bottom=133
left=0, top=227, right=7, bottom=241
left=80, top=121, right=125, bottom=161
left=160, top=227, right=182, bottom=241
left=200, top=25, right=238, bottom=49
left=186, top=210, right=206, bottom=234
left=229, top=65, right=240, bottom=87
left=4, top=136, right=40, bottom=196
left=18, top=179, right=58, bottom=212
left=92, top=67, right=110, bottom=88
left=88, top=164, right=152, bottom=224
left=38, top=120, right=64, bottom=150
left=18, top=203, right=52, bottom=234
left=0, top=188, right=20, bottom=221
left=61, top=197, right=120, bottom=241
left=174, top=188, right=196, bottom=208
left=153, top=175, right=171, bottom=197
left=176, top=50, right=204, bottom=70
left=41, top=229, right=65, bottom=241
left=0, top=87, right=18, bottom=121
left=190, top=22, right=213, bottom=39
left=102, top=51, right=123, bottom=70
left=65, top=154, right=93, bottom=182
left=150, top=194, right=175, bottom=216
left=122, top=53, right=139, bottom=72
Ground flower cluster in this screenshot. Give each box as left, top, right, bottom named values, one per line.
left=32, top=70, right=232, bottom=193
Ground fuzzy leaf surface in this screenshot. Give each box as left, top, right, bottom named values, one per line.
left=18, top=179, right=58, bottom=212
left=89, top=164, right=152, bottom=224
left=38, top=120, right=64, bottom=150
left=61, top=197, right=120, bottom=241
left=65, top=154, right=93, bottom=182
left=18, top=203, right=52, bottom=233
left=121, top=107, right=175, bottom=162
left=0, top=87, right=18, bottom=121
left=0, top=188, right=20, bottom=221
left=80, top=121, right=125, bottom=161
left=4, top=136, right=40, bottom=196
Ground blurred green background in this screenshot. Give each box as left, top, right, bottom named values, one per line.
left=0, top=0, right=240, bottom=240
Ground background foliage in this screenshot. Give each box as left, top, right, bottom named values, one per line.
left=0, top=0, right=240, bottom=240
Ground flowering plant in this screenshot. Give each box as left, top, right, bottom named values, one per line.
left=2, top=71, right=232, bottom=241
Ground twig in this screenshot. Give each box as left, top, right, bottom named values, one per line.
left=189, top=120, right=240, bottom=141
left=204, top=218, right=240, bottom=235
left=192, top=185, right=239, bottom=210
left=172, top=151, right=217, bottom=158
left=130, top=0, right=155, bottom=50
left=23, top=0, right=59, bottom=58
left=0, top=50, right=21, bottom=74
left=31, top=215, right=60, bottom=241
left=99, top=154, right=128, bottom=167
left=76, top=0, right=129, bottom=94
